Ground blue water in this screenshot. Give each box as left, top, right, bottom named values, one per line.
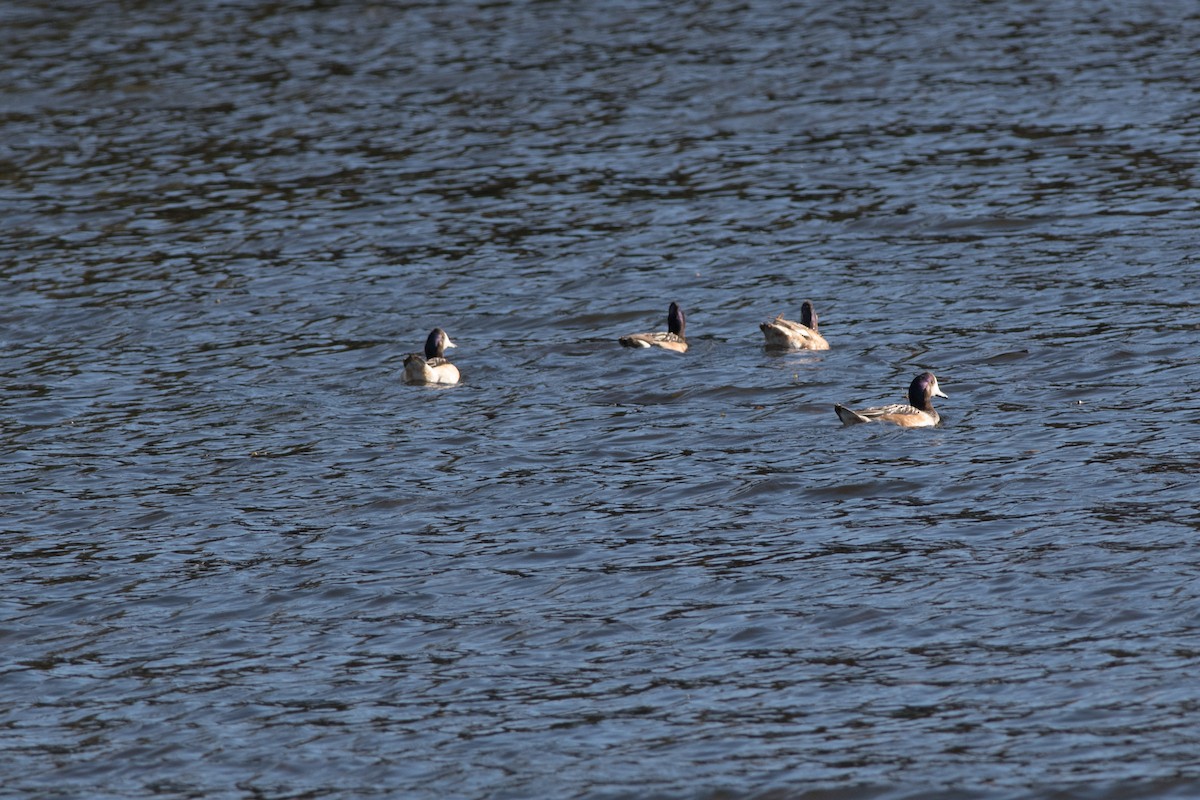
left=3, top=2, right=1200, bottom=798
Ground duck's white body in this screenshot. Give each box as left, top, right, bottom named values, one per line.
left=404, top=355, right=460, bottom=385
left=760, top=316, right=829, bottom=350
left=618, top=331, right=688, bottom=352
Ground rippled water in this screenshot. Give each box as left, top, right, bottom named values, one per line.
left=4, top=1, right=1200, bottom=798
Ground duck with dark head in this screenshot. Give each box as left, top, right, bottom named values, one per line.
left=619, top=302, right=687, bottom=353
left=760, top=299, right=829, bottom=351
left=404, top=328, right=460, bottom=385
left=835, top=372, right=948, bottom=427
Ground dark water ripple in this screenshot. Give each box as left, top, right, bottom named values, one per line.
left=4, top=1, right=1200, bottom=798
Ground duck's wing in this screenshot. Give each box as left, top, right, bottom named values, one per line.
left=839, top=402, right=938, bottom=427
left=861, top=402, right=919, bottom=417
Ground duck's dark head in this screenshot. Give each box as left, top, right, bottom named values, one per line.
left=425, top=328, right=456, bottom=359
left=801, top=300, right=818, bottom=331
left=668, top=302, right=686, bottom=338
left=908, top=371, right=947, bottom=409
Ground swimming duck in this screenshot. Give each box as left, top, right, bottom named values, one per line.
left=835, top=371, right=947, bottom=427
left=619, top=302, right=687, bottom=353
left=404, top=328, right=460, bottom=385
left=760, top=300, right=829, bottom=350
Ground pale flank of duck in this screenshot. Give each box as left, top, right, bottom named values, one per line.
left=760, top=300, right=829, bottom=350
left=404, top=355, right=460, bottom=385
left=619, top=301, right=688, bottom=353
left=834, top=371, right=948, bottom=428
left=404, top=328, right=460, bottom=385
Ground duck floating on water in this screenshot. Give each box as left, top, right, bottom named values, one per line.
left=404, top=328, right=460, bottom=385
left=835, top=372, right=947, bottom=427
left=619, top=302, right=687, bottom=353
left=760, top=300, right=829, bottom=350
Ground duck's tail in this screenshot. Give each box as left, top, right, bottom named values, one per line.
left=834, top=404, right=870, bottom=425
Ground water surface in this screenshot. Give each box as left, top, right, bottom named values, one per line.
left=3, top=2, right=1200, bottom=798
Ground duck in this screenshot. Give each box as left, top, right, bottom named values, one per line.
left=404, top=328, right=460, bottom=385
left=835, top=371, right=948, bottom=427
left=619, top=302, right=687, bottom=353
left=760, top=300, right=829, bottom=350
